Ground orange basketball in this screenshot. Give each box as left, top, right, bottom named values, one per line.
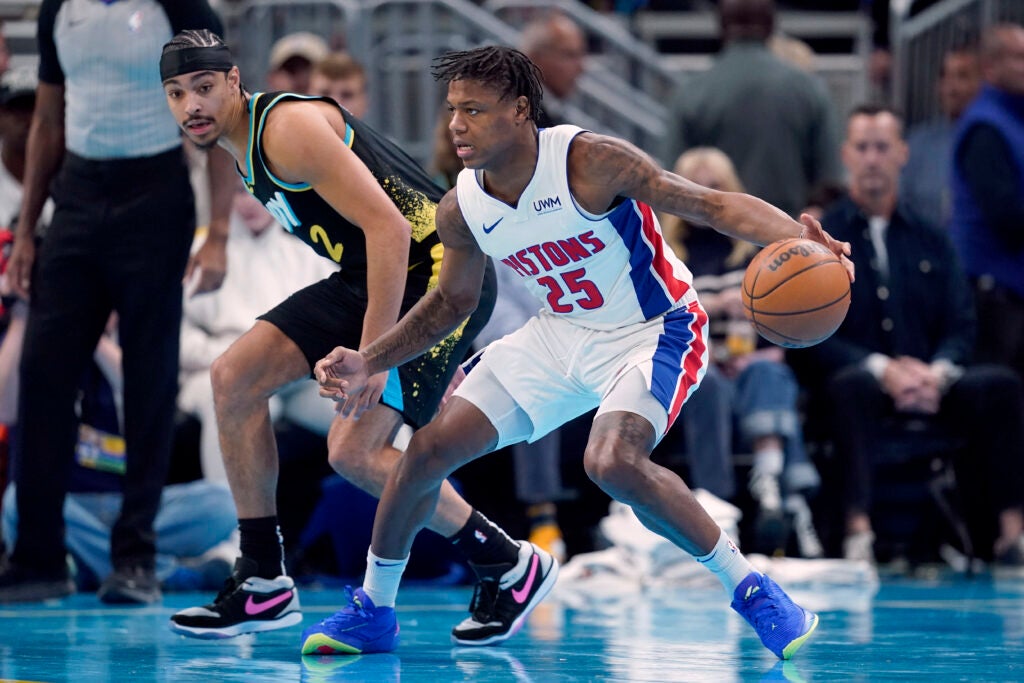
left=741, top=238, right=851, bottom=348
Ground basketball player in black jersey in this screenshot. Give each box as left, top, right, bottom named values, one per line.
left=158, top=30, right=538, bottom=649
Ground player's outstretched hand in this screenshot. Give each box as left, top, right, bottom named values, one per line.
left=315, top=346, right=371, bottom=417
left=799, top=213, right=855, bottom=283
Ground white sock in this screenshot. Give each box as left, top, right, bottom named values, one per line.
left=695, top=529, right=756, bottom=595
left=362, top=549, right=409, bottom=608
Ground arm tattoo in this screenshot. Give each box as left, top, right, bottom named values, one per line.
left=362, top=289, right=466, bottom=374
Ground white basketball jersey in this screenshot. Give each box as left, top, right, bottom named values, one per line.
left=456, top=125, right=694, bottom=330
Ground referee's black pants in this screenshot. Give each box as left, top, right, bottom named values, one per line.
left=12, top=147, right=195, bottom=573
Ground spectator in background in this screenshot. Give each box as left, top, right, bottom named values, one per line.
left=663, top=147, right=822, bottom=558
left=0, top=0, right=234, bottom=605
left=0, top=22, right=10, bottom=79
left=310, top=52, right=369, bottom=118
left=950, top=23, right=1024, bottom=383
left=428, top=103, right=463, bottom=190
left=178, top=183, right=339, bottom=485
left=901, top=42, right=981, bottom=232
left=0, top=67, right=48, bottom=541
left=265, top=31, right=328, bottom=94
left=519, top=10, right=587, bottom=127
left=663, top=0, right=842, bottom=218
left=1, top=314, right=237, bottom=596
left=868, top=0, right=946, bottom=101
left=0, top=69, right=37, bottom=215
left=789, top=104, right=1024, bottom=567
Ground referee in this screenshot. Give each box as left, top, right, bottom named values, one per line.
left=0, top=0, right=233, bottom=604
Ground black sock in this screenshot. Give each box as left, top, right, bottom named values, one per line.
left=449, top=510, right=520, bottom=567
left=238, top=516, right=285, bottom=579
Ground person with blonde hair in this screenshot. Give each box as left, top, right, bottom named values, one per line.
left=310, top=52, right=369, bottom=118
left=664, top=147, right=824, bottom=558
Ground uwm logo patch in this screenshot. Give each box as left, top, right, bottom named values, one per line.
left=532, top=195, right=563, bottom=214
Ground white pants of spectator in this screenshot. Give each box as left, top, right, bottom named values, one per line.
left=1, top=480, right=236, bottom=583
left=178, top=373, right=337, bottom=485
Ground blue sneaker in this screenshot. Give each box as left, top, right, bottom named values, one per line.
left=731, top=572, right=818, bottom=659
left=300, top=587, right=399, bottom=655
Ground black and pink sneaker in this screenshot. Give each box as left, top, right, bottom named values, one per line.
left=451, top=541, right=559, bottom=646
left=170, top=558, right=301, bottom=639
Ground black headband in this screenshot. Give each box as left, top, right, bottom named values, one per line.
left=160, top=45, right=234, bottom=82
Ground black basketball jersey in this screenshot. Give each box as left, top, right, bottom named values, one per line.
left=241, top=92, right=445, bottom=293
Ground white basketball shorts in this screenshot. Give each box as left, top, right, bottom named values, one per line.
left=455, top=297, right=709, bottom=449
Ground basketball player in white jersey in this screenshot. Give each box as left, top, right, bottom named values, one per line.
left=308, top=46, right=853, bottom=659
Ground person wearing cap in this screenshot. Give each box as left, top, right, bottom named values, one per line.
left=0, top=66, right=45, bottom=416
left=0, top=0, right=235, bottom=606
left=266, top=31, right=328, bottom=94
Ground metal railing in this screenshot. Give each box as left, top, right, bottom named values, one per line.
left=219, top=0, right=677, bottom=165
left=4, top=0, right=876, bottom=168
left=484, top=0, right=682, bottom=154
left=892, top=0, right=1024, bottom=127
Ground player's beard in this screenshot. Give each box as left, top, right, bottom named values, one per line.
left=191, top=136, right=219, bottom=151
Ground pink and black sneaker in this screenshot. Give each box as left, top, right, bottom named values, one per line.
left=170, top=558, right=301, bottom=639
left=451, top=541, right=559, bottom=646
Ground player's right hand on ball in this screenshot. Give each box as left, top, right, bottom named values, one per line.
left=799, top=213, right=855, bottom=282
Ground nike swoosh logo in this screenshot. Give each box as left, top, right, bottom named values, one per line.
left=510, top=554, right=540, bottom=604
left=482, top=218, right=503, bottom=234
left=244, top=590, right=293, bottom=615
left=374, top=560, right=404, bottom=567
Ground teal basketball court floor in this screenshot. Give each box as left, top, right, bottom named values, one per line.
left=1, top=574, right=1022, bottom=682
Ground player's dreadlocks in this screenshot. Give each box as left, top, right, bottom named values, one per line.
left=431, top=46, right=545, bottom=123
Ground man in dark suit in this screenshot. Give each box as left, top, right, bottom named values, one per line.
left=789, top=104, right=1024, bottom=568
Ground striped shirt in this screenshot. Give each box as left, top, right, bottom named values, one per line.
left=37, top=0, right=222, bottom=159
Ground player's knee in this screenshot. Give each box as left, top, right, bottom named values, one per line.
left=325, top=438, right=377, bottom=487
left=399, top=430, right=455, bottom=486
left=210, top=352, right=243, bottom=404
left=325, top=444, right=359, bottom=480
left=583, top=447, right=643, bottom=496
